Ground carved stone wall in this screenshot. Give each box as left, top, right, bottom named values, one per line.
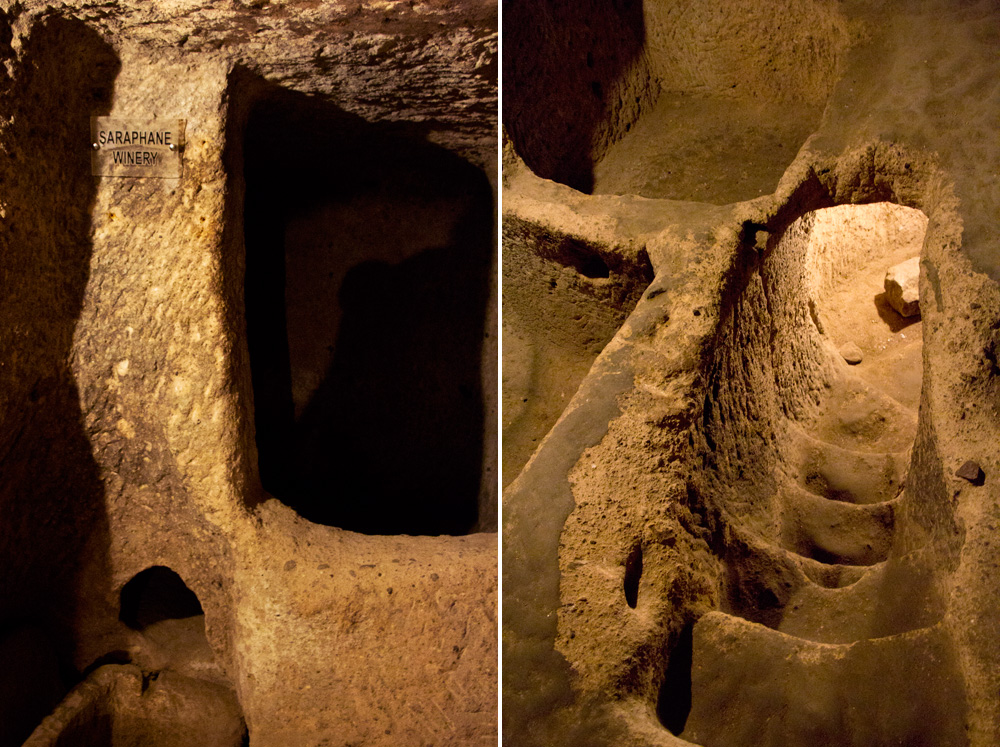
left=0, top=2, right=497, bottom=745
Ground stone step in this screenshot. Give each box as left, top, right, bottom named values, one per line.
left=805, top=375, right=918, bottom=454
left=719, top=520, right=941, bottom=645
left=680, top=612, right=966, bottom=747
left=779, top=483, right=896, bottom=566
left=794, top=554, right=871, bottom=588
left=782, top=426, right=908, bottom=505
left=719, top=523, right=879, bottom=630
left=777, top=551, right=945, bottom=644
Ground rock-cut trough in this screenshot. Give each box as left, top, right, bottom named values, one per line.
left=503, top=2, right=1000, bottom=746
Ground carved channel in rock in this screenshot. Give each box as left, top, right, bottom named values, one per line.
left=243, top=86, right=493, bottom=535
left=673, top=202, right=969, bottom=746
left=23, top=664, right=248, bottom=747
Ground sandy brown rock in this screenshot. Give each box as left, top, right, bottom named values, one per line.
left=504, top=2, right=1000, bottom=746
left=24, top=665, right=247, bottom=747
left=0, top=2, right=497, bottom=745
left=839, top=341, right=863, bottom=365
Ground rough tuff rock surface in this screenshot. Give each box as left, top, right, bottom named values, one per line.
left=0, top=1, right=497, bottom=745
left=504, top=2, right=1000, bottom=747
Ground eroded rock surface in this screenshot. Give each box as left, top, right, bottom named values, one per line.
left=0, top=2, right=497, bottom=745
left=504, top=2, right=1000, bottom=746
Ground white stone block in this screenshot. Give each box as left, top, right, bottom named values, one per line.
left=885, top=256, right=920, bottom=317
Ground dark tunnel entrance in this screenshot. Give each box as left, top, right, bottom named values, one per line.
left=119, top=566, right=203, bottom=632
left=242, top=87, right=492, bottom=536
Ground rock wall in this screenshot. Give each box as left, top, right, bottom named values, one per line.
left=503, top=1, right=1000, bottom=745
left=0, top=2, right=497, bottom=745
left=504, top=0, right=848, bottom=202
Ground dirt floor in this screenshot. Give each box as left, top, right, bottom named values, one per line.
left=593, top=94, right=824, bottom=204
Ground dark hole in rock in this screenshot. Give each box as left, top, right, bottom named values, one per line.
left=119, top=566, right=203, bottom=631
left=117, top=567, right=227, bottom=691
left=656, top=622, right=694, bottom=735
left=623, top=543, right=643, bottom=608
left=243, top=85, right=492, bottom=535
left=560, top=243, right=611, bottom=279
left=579, top=254, right=610, bottom=279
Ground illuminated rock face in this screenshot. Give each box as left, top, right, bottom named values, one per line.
left=503, top=2, right=1000, bottom=746
left=0, top=3, right=497, bottom=745
left=885, top=256, right=921, bottom=318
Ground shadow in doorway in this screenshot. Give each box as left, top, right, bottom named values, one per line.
left=243, top=85, right=492, bottom=535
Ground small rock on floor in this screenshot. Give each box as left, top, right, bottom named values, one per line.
left=840, top=342, right=863, bottom=365
left=956, top=460, right=984, bottom=484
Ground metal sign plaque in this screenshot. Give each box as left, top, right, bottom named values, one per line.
left=90, top=117, right=185, bottom=178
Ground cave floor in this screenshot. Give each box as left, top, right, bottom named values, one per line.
left=592, top=93, right=824, bottom=204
